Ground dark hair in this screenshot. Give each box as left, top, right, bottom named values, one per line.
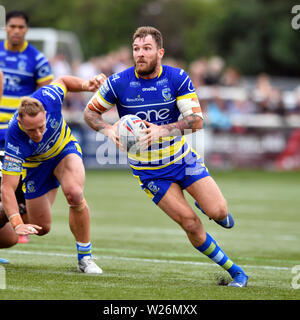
left=133, top=26, right=163, bottom=49
left=6, top=11, right=29, bottom=25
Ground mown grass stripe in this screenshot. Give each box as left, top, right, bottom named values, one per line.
left=5, top=249, right=291, bottom=271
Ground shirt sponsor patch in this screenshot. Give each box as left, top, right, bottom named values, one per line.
left=3, top=155, right=22, bottom=172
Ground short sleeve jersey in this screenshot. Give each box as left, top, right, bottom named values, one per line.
left=0, top=40, right=53, bottom=147
left=2, top=84, right=73, bottom=176
left=97, top=65, right=198, bottom=171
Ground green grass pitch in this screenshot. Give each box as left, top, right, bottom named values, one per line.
left=0, top=169, right=300, bottom=300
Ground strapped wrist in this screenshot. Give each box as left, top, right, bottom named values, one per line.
left=14, top=224, right=23, bottom=231
left=8, top=213, right=23, bottom=229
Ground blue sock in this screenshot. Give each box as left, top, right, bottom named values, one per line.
left=195, top=233, right=242, bottom=277
left=76, top=242, right=92, bottom=261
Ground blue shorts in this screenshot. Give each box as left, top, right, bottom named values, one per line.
left=22, top=141, right=82, bottom=200
left=133, top=151, right=210, bottom=204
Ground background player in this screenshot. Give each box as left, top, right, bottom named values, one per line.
left=84, top=26, right=248, bottom=287
left=0, top=11, right=54, bottom=243
left=1, top=73, right=105, bottom=273
left=0, top=10, right=53, bottom=149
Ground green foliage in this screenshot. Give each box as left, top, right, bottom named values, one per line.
left=1, top=0, right=299, bottom=75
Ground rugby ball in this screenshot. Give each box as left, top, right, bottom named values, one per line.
left=118, top=114, right=147, bottom=152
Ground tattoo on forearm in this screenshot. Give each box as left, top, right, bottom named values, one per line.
left=162, top=114, right=201, bottom=135
left=84, top=108, right=108, bottom=132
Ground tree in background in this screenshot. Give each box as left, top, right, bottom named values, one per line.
left=1, top=0, right=299, bottom=76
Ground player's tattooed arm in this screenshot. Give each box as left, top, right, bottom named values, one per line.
left=84, top=107, right=121, bottom=147
left=84, top=106, right=110, bottom=132
left=141, top=114, right=203, bottom=147
left=162, top=113, right=203, bottom=136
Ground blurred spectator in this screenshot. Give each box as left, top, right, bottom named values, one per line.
left=188, top=58, right=208, bottom=87
left=50, top=53, right=72, bottom=78
left=220, top=67, right=242, bottom=87
left=59, top=46, right=299, bottom=122
left=206, top=88, right=232, bottom=131
left=225, top=97, right=258, bottom=115
left=291, top=86, right=300, bottom=114
left=112, top=46, right=132, bottom=73
left=203, top=56, right=224, bottom=85
left=252, top=73, right=273, bottom=103
left=267, top=88, right=285, bottom=116
left=75, top=57, right=99, bottom=80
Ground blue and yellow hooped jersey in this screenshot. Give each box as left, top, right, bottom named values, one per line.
left=0, top=40, right=53, bottom=147
left=2, top=84, right=78, bottom=176
left=97, top=65, right=198, bottom=172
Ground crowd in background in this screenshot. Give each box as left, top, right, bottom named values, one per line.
left=50, top=47, right=300, bottom=131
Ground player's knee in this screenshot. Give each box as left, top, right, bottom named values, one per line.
left=215, top=205, right=228, bottom=221
left=207, top=202, right=228, bottom=221
left=36, top=224, right=51, bottom=236
left=1, top=236, right=18, bottom=248
left=65, top=186, right=84, bottom=206
left=181, top=216, right=202, bottom=237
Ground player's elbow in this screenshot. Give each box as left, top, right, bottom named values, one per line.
left=1, top=181, right=13, bottom=201
left=83, top=106, right=93, bottom=124
left=192, top=114, right=203, bottom=131
left=1, top=176, right=19, bottom=206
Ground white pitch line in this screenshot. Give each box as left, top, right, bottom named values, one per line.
left=4, top=249, right=291, bottom=271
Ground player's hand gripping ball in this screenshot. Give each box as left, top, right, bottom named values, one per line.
left=118, top=115, right=147, bottom=152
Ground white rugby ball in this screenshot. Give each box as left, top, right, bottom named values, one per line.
left=118, top=114, right=147, bottom=152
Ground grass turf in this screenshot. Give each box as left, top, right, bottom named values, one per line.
left=0, top=169, right=300, bottom=300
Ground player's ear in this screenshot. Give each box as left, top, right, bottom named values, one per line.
left=158, top=48, right=165, bottom=59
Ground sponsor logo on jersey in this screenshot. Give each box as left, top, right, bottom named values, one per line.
left=6, top=56, right=17, bottom=62
left=4, top=155, right=22, bottom=165
left=18, top=54, right=28, bottom=60
left=3, top=74, right=21, bottom=91
left=3, top=160, right=22, bottom=172
left=142, top=86, right=157, bottom=92
left=7, top=142, right=21, bottom=155
left=129, top=81, right=141, bottom=88
left=156, top=78, right=168, bottom=86
left=126, top=95, right=144, bottom=103
left=135, top=108, right=170, bottom=122
left=42, top=88, right=56, bottom=100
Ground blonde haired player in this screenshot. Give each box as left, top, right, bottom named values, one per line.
left=1, top=73, right=106, bottom=273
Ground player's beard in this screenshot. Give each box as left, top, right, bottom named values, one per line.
left=135, top=56, right=158, bottom=77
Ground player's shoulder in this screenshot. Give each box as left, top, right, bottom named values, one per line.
left=163, top=64, right=188, bottom=79
left=25, top=42, right=48, bottom=62
left=7, top=112, right=21, bottom=135
left=108, top=66, right=135, bottom=86
left=30, top=84, right=65, bottom=108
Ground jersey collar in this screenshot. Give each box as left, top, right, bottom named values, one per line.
left=135, top=65, right=163, bottom=79
left=4, top=40, right=28, bottom=52
left=18, top=121, right=25, bottom=132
